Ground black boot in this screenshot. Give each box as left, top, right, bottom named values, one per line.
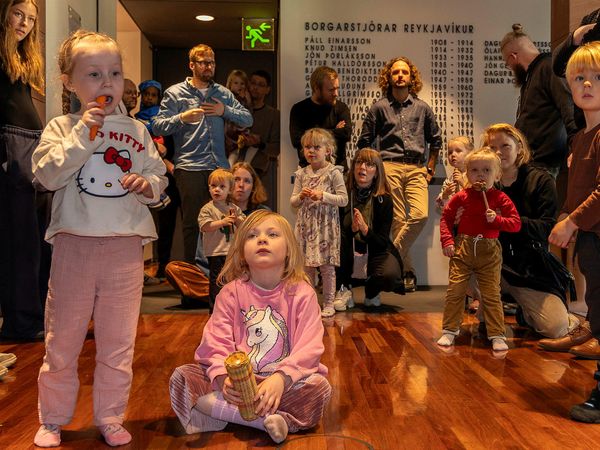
left=570, top=362, right=600, bottom=423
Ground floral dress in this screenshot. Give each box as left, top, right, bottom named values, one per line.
left=291, top=163, right=348, bottom=267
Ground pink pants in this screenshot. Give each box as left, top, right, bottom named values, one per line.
left=37, top=234, right=143, bottom=426
left=169, top=363, right=332, bottom=434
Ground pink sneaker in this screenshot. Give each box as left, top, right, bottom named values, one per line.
left=98, top=423, right=132, bottom=447
left=33, top=423, right=61, bottom=447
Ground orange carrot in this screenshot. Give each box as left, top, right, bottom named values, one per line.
left=89, top=95, right=107, bottom=141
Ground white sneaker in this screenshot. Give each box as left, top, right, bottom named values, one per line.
left=437, top=333, right=455, bottom=346
left=333, top=285, right=354, bottom=311
left=321, top=303, right=335, bottom=318
left=492, top=338, right=508, bottom=351
left=33, top=423, right=61, bottom=447
left=364, top=293, right=381, bottom=307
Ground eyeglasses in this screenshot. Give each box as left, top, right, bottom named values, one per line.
left=124, top=90, right=139, bottom=96
left=250, top=80, right=268, bottom=88
left=194, top=60, right=215, bottom=67
left=356, top=159, right=376, bottom=168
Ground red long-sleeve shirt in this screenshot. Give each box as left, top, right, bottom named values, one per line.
left=440, top=187, right=521, bottom=248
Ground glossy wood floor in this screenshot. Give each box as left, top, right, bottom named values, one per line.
left=1, top=295, right=600, bottom=449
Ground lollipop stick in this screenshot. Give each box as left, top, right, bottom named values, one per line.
left=482, top=190, right=489, bottom=210
left=89, top=95, right=107, bottom=141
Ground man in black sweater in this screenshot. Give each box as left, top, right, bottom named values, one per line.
left=500, top=24, right=578, bottom=178
left=289, top=66, right=352, bottom=168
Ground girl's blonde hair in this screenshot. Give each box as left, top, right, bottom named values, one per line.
left=301, top=128, right=336, bottom=163
left=0, top=0, right=44, bottom=93
left=481, top=123, right=531, bottom=168
left=218, top=210, right=309, bottom=286
left=231, top=161, right=268, bottom=208
left=226, top=69, right=249, bottom=91
left=58, top=31, right=122, bottom=115
left=58, top=30, right=121, bottom=76
left=566, top=41, right=600, bottom=82
left=464, top=147, right=502, bottom=186
left=347, top=148, right=390, bottom=197
left=208, top=168, right=234, bottom=201
left=448, top=136, right=474, bottom=152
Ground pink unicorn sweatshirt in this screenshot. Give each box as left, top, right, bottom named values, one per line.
left=195, top=278, right=328, bottom=390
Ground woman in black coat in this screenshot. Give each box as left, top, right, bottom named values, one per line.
left=482, top=123, right=582, bottom=342
left=334, top=148, right=403, bottom=310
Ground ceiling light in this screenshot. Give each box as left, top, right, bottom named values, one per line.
left=196, top=15, right=214, bottom=22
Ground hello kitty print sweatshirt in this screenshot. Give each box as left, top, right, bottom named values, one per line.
left=32, top=114, right=168, bottom=244
left=195, top=278, right=328, bottom=390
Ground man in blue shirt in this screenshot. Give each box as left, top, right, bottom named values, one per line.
left=358, top=56, right=442, bottom=292
left=153, top=44, right=253, bottom=263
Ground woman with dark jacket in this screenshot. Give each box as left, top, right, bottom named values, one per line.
left=334, top=148, right=403, bottom=310
left=482, top=124, right=583, bottom=342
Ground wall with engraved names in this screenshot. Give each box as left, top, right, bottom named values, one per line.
left=280, top=0, right=550, bottom=284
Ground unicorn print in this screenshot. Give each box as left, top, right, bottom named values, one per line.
left=241, top=305, right=289, bottom=374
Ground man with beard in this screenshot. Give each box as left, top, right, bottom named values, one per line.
left=501, top=24, right=578, bottom=178
left=289, top=66, right=352, bottom=168
left=357, top=56, right=442, bottom=292
left=153, top=44, right=253, bottom=263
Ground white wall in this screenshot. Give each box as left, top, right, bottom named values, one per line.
left=280, top=0, right=551, bottom=284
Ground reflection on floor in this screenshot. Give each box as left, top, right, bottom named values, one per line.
left=0, top=284, right=598, bottom=449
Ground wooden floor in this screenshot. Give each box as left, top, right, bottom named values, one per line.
left=1, top=298, right=600, bottom=449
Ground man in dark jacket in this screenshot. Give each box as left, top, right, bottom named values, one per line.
left=500, top=24, right=578, bottom=178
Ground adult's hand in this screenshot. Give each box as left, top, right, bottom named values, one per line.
left=549, top=215, right=578, bottom=248
left=202, top=98, right=225, bottom=116
left=574, top=23, right=596, bottom=45
left=180, top=108, right=205, bottom=124
left=352, top=208, right=368, bottom=235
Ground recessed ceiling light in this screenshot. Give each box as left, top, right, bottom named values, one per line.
left=196, top=15, right=214, bottom=22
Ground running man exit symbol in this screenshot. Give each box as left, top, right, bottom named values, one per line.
left=242, top=18, right=276, bottom=51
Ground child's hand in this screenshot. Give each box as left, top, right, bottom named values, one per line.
left=299, top=187, right=312, bottom=200
left=442, top=245, right=455, bottom=257
left=121, top=173, right=153, bottom=198
left=485, top=208, right=497, bottom=223
left=221, top=377, right=243, bottom=406
left=254, top=372, right=285, bottom=417
left=549, top=215, right=579, bottom=248
left=452, top=168, right=463, bottom=186
left=441, top=183, right=456, bottom=199
left=221, top=214, right=236, bottom=227
left=82, top=99, right=107, bottom=134
left=308, top=190, right=323, bottom=201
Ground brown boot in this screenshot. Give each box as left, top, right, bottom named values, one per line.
left=570, top=338, right=600, bottom=360
left=538, top=322, right=592, bottom=352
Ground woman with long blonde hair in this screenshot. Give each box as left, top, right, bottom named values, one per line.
left=0, top=0, right=50, bottom=344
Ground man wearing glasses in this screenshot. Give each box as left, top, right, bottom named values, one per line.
left=122, top=79, right=139, bottom=116
left=500, top=24, right=578, bottom=179
left=153, top=44, right=253, bottom=263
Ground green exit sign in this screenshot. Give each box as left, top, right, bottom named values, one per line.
left=242, top=18, right=276, bottom=51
